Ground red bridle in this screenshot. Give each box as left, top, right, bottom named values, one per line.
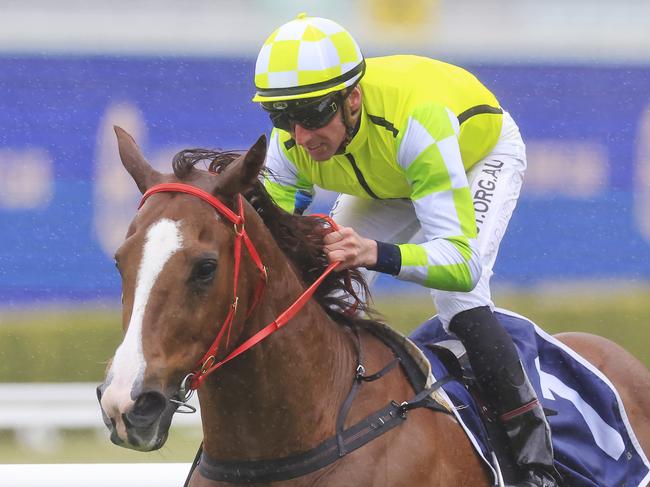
left=139, top=183, right=341, bottom=391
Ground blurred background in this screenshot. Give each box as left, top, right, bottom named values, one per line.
left=1, top=0, right=649, bottom=470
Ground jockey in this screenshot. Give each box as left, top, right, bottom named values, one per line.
left=253, top=14, right=559, bottom=487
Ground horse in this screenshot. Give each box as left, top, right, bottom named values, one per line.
left=97, top=126, right=650, bottom=486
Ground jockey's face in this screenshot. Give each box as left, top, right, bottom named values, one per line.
left=292, top=87, right=361, bottom=161
left=292, top=110, right=347, bottom=161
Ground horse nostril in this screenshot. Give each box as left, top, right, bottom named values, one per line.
left=126, top=391, right=168, bottom=428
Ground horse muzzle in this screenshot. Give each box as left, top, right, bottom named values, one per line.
left=97, top=383, right=176, bottom=451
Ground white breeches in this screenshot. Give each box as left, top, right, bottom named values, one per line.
left=330, top=111, right=527, bottom=328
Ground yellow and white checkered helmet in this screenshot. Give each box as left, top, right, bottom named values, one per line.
left=253, top=14, right=365, bottom=103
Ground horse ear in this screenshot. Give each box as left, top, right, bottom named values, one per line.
left=215, top=134, right=267, bottom=196
left=114, top=126, right=161, bottom=194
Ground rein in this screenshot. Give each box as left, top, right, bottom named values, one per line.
left=139, top=183, right=341, bottom=392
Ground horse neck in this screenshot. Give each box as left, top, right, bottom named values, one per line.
left=198, top=212, right=359, bottom=461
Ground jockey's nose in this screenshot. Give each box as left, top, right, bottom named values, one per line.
left=125, top=391, right=168, bottom=429
left=293, top=123, right=313, bottom=145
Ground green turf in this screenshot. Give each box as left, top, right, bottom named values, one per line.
left=0, top=308, right=123, bottom=382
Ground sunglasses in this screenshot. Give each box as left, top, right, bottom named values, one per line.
left=263, top=93, right=341, bottom=132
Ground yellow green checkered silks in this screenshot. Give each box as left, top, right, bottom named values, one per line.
left=261, top=55, right=500, bottom=290
left=447, top=235, right=474, bottom=262
left=398, top=103, right=458, bottom=199
left=264, top=178, right=297, bottom=214
left=267, top=41, right=301, bottom=73
left=370, top=56, right=502, bottom=170
left=301, top=22, right=327, bottom=42
left=397, top=243, right=428, bottom=267
left=298, top=66, right=342, bottom=88
left=253, top=15, right=364, bottom=102
left=453, top=187, right=478, bottom=240
left=426, top=262, right=474, bottom=291
left=397, top=243, right=474, bottom=291
left=400, top=102, right=478, bottom=249
left=263, top=131, right=315, bottom=214
left=331, top=31, right=359, bottom=64
left=405, top=145, right=453, bottom=200
left=409, top=102, right=457, bottom=140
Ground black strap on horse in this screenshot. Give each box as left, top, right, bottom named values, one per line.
left=184, top=325, right=454, bottom=484
left=183, top=443, right=204, bottom=487
left=334, top=326, right=400, bottom=455
left=195, top=375, right=453, bottom=484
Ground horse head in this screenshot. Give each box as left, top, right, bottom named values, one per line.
left=97, top=127, right=266, bottom=451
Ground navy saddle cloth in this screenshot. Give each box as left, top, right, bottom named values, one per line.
left=408, top=308, right=650, bottom=487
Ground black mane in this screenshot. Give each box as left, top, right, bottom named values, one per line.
left=172, top=148, right=375, bottom=327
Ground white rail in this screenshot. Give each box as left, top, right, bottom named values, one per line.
left=0, top=383, right=200, bottom=449
left=0, top=463, right=192, bottom=487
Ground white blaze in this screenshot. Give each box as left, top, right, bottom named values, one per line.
left=101, top=218, right=183, bottom=435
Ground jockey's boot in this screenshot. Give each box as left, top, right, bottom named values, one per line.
left=449, top=306, right=560, bottom=487
left=494, top=360, right=560, bottom=487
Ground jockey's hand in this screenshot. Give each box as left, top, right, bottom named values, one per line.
left=323, top=226, right=378, bottom=270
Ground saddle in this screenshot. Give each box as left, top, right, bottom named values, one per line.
left=409, top=308, right=650, bottom=487
left=363, top=321, right=504, bottom=484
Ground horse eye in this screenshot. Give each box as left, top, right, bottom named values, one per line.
left=193, top=260, right=217, bottom=282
